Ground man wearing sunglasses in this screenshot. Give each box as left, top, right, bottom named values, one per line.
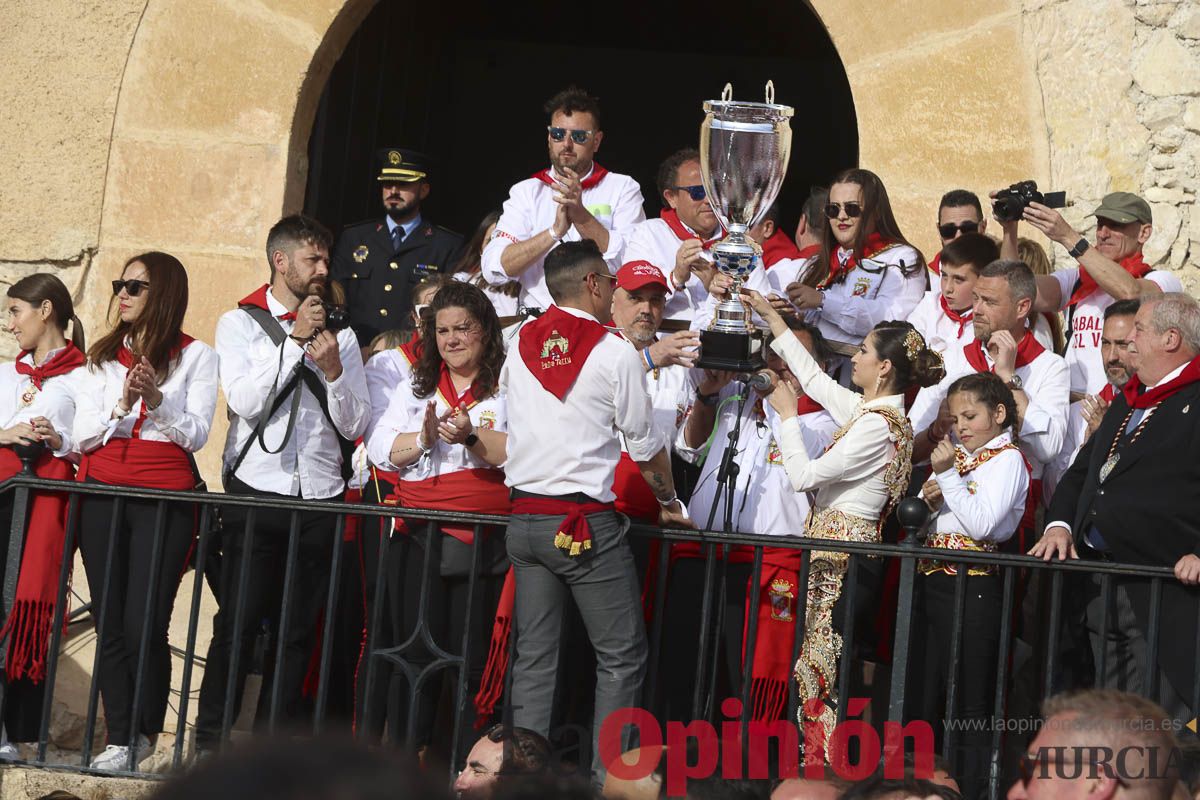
left=929, top=189, right=988, bottom=275
left=481, top=87, right=645, bottom=315
left=624, top=148, right=723, bottom=322
left=331, top=148, right=464, bottom=347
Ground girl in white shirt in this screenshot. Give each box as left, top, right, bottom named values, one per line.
left=72, top=252, right=218, bottom=771
left=744, top=289, right=945, bottom=749
left=915, top=372, right=1029, bottom=800
left=0, top=274, right=86, bottom=755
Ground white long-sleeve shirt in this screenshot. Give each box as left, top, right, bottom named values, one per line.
left=480, top=165, right=645, bottom=311
left=622, top=217, right=713, bottom=321
left=770, top=332, right=908, bottom=520
left=73, top=340, right=218, bottom=455
left=929, top=431, right=1029, bottom=544
left=0, top=349, right=85, bottom=459
left=500, top=306, right=662, bottom=501
left=365, top=348, right=416, bottom=439
left=216, top=287, right=370, bottom=499
left=805, top=243, right=927, bottom=351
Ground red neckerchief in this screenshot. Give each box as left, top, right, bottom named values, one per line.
left=1121, top=355, right=1200, bottom=409
left=660, top=208, right=722, bottom=249
left=796, top=394, right=824, bottom=416
left=1099, top=383, right=1117, bottom=402
left=14, top=343, right=85, bottom=390
left=963, top=330, right=1045, bottom=373
left=517, top=305, right=611, bottom=401
left=436, top=362, right=480, bottom=413
left=928, top=251, right=942, bottom=276
left=239, top=284, right=297, bottom=321
left=116, top=333, right=195, bottom=369
left=1068, top=253, right=1152, bottom=307
left=398, top=338, right=423, bottom=367
left=939, top=294, right=974, bottom=338
left=795, top=243, right=820, bottom=260
left=761, top=229, right=803, bottom=268
left=531, top=163, right=610, bottom=190
left=819, top=232, right=892, bottom=289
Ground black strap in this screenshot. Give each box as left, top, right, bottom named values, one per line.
left=1062, top=277, right=1083, bottom=357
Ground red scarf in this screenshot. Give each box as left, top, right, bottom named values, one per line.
left=1099, top=383, right=1117, bottom=402
left=239, top=284, right=297, bottom=321
left=1068, top=253, right=1152, bottom=307
left=1121, top=355, right=1200, bottom=409
left=761, top=228, right=802, bottom=268
left=795, top=394, right=824, bottom=417
left=0, top=449, right=74, bottom=681
left=115, top=333, right=195, bottom=370
left=14, top=344, right=85, bottom=390
left=398, top=338, right=423, bottom=367
left=660, top=208, right=722, bottom=249
left=516, top=305, right=610, bottom=401
left=531, top=163, right=610, bottom=190
left=435, top=363, right=480, bottom=413
left=744, top=547, right=805, bottom=722
left=928, top=251, right=942, bottom=276
left=963, top=330, right=1045, bottom=373
left=475, top=568, right=515, bottom=728
left=939, top=295, right=974, bottom=339
left=820, top=233, right=892, bottom=289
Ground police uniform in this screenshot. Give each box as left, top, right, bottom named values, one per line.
left=330, top=149, right=464, bottom=346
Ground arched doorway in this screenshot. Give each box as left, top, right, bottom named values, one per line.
left=303, top=0, right=857, bottom=237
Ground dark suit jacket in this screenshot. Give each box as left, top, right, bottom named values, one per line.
left=1047, top=377, right=1200, bottom=709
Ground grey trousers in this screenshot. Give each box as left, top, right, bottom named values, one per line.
left=505, top=510, right=647, bottom=783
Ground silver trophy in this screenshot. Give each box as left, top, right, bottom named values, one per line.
left=696, top=81, right=794, bottom=372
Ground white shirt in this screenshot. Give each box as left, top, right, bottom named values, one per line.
left=771, top=332, right=908, bottom=520
left=1044, top=398, right=1090, bottom=501
left=745, top=252, right=818, bottom=299
left=908, top=337, right=1070, bottom=478
left=366, top=382, right=506, bottom=478
left=907, top=291, right=1057, bottom=360
left=805, top=243, right=927, bottom=350
left=614, top=331, right=696, bottom=456
left=73, top=340, right=218, bottom=455
left=0, top=349, right=84, bottom=459
left=216, top=288, right=370, bottom=499
left=481, top=165, right=645, bottom=311
left=452, top=271, right=520, bottom=318
left=928, top=431, right=1029, bottom=544
left=622, top=217, right=714, bottom=321
left=500, top=306, right=662, bottom=501
left=1050, top=266, right=1181, bottom=393
left=681, top=386, right=838, bottom=535
left=365, top=348, right=416, bottom=438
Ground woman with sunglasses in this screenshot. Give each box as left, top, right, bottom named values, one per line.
left=743, top=288, right=945, bottom=747
left=0, top=274, right=87, bottom=757
left=364, top=280, right=510, bottom=745
left=788, top=169, right=928, bottom=384
left=72, top=253, right=218, bottom=771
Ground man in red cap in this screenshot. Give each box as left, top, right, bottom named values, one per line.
left=608, top=260, right=699, bottom=521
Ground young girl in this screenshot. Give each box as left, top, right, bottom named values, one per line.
left=0, top=274, right=86, bottom=756
left=73, top=252, right=218, bottom=771
left=915, top=371, right=1029, bottom=798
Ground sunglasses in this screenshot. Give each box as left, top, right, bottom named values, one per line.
left=938, top=220, right=980, bottom=239
left=112, top=279, right=151, bottom=297
left=547, top=126, right=593, bottom=145
left=825, top=202, right=863, bottom=219
left=669, top=185, right=707, bottom=202
left=590, top=271, right=617, bottom=285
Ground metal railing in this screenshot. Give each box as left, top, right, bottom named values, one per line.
left=0, top=471, right=1195, bottom=799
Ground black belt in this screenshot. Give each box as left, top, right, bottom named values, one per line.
left=510, top=488, right=603, bottom=505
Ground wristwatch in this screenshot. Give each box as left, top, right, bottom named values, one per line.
left=1006, top=374, right=1024, bottom=391
left=1067, top=238, right=1090, bottom=259
left=463, top=432, right=479, bottom=448
left=697, top=389, right=721, bottom=407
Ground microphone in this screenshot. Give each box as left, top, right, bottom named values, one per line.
left=741, top=371, right=775, bottom=392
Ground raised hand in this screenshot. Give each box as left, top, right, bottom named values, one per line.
left=647, top=331, right=700, bottom=369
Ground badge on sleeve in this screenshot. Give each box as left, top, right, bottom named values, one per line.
left=353, top=245, right=369, bottom=263
left=478, top=411, right=497, bottom=431
left=853, top=276, right=872, bottom=297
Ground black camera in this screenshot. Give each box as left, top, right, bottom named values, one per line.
left=322, top=302, right=351, bottom=332
left=992, top=180, right=1067, bottom=222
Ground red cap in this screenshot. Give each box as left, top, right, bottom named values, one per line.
left=616, top=260, right=669, bottom=292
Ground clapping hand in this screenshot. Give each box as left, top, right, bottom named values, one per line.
left=418, top=401, right=441, bottom=452
left=29, top=416, right=61, bottom=451
left=126, top=357, right=161, bottom=410
left=438, top=407, right=474, bottom=446
left=1080, top=393, right=1109, bottom=442
left=554, top=167, right=587, bottom=223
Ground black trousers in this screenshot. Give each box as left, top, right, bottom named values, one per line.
left=195, top=477, right=339, bottom=748
left=0, top=493, right=50, bottom=743
left=77, top=484, right=195, bottom=745
left=910, top=571, right=1001, bottom=800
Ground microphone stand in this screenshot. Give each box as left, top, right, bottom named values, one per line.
left=692, top=378, right=754, bottom=719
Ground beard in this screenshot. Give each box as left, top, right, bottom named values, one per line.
left=551, top=150, right=591, bottom=177
left=286, top=270, right=327, bottom=301
left=622, top=316, right=657, bottom=348
left=384, top=195, right=418, bottom=221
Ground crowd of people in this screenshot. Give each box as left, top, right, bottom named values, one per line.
left=1, top=85, right=1198, bottom=799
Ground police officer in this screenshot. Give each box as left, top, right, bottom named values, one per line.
left=331, top=148, right=464, bottom=346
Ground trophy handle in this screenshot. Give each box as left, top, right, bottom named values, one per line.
left=765, top=80, right=775, bottom=104
left=721, top=83, right=733, bottom=101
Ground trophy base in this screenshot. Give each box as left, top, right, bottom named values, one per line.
left=696, top=329, right=766, bottom=373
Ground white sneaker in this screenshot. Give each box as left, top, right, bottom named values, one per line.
left=89, top=735, right=152, bottom=771
left=0, top=742, right=19, bottom=760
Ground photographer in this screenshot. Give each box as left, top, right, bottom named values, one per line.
left=196, top=214, right=369, bottom=754
left=997, top=189, right=1182, bottom=396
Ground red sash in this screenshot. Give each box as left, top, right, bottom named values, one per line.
left=78, top=439, right=194, bottom=490
left=0, top=449, right=74, bottom=681
left=928, top=250, right=942, bottom=276
left=531, top=163, right=610, bottom=190
left=761, top=228, right=802, bottom=268
left=963, top=330, right=1045, bottom=373
left=386, top=467, right=511, bottom=544
left=1067, top=253, right=1152, bottom=308
left=819, top=233, right=892, bottom=289
left=1122, top=355, right=1200, bottom=409
left=939, top=295, right=973, bottom=339
left=660, top=208, right=722, bottom=250
left=475, top=568, right=515, bottom=728
left=743, top=546, right=804, bottom=722
left=510, top=496, right=613, bottom=556
left=516, top=305, right=610, bottom=401
left=14, top=344, right=85, bottom=390
left=612, top=453, right=660, bottom=523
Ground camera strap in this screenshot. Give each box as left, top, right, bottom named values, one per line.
left=1062, top=278, right=1083, bottom=357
